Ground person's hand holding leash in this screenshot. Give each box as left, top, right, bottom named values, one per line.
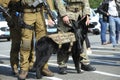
left=48, top=19, right=55, bottom=27
left=62, top=15, right=70, bottom=25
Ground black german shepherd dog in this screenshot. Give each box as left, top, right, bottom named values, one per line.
left=35, top=16, right=88, bottom=79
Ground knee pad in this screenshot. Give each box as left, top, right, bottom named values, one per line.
left=21, top=39, right=31, bottom=51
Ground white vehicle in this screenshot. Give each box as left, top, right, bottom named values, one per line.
left=0, top=21, right=10, bottom=41
left=89, top=8, right=101, bottom=35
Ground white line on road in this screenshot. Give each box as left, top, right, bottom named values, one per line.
left=0, top=54, right=9, bottom=58
left=1, top=53, right=120, bottom=59
left=1, top=54, right=120, bottom=78
left=92, top=49, right=120, bottom=53
left=89, top=54, right=120, bottom=58
left=1, top=63, right=120, bottom=78
left=0, top=64, right=62, bottom=80
left=48, top=63, right=120, bottom=78
left=93, top=71, right=120, bottom=78
left=0, top=50, right=10, bottom=52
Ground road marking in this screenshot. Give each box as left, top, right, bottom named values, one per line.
left=0, top=64, right=62, bottom=80
left=1, top=53, right=120, bottom=59
left=45, top=77, right=63, bottom=80
left=0, top=50, right=10, bottom=52
left=48, top=63, right=120, bottom=78
left=1, top=63, right=120, bottom=78
left=1, top=54, right=120, bottom=78
left=89, top=54, right=120, bottom=58
left=0, top=54, right=9, bottom=58
left=93, top=71, right=120, bottom=78
left=91, top=60, right=120, bottom=66
left=0, top=64, right=10, bottom=67
left=92, top=49, right=120, bottom=53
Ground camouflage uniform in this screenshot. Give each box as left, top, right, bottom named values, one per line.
left=17, top=0, right=54, bottom=79
left=55, top=0, right=96, bottom=74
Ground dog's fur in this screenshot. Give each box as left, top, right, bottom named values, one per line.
left=35, top=16, right=88, bottom=79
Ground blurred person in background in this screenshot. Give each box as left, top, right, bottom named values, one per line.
left=98, top=0, right=120, bottom=47
left=55, top=0, right=96, bottom=74
left=97, top=0, right=110, bottom=45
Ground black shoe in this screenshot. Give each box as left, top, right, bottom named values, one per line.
left=59, top=67, right=67, bottom=74
left=81, top=64, right=96, bottom=71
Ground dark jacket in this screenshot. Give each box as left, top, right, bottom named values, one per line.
left=97, top=0, right=109, bottom=22
left=97, top=0, right=120, bottom=22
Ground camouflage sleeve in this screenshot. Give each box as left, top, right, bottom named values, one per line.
left=54, top=0, right=67, bottom=17
left=0, top=0, right=19, bottom=7
left=82, top=0, right=90, bottom=16
left=0, top=0, right=10, bottom=7
left=47, top=0, right=54, bottom=10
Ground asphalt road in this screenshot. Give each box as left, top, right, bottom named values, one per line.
left=0, top=34, right=120, bottom=80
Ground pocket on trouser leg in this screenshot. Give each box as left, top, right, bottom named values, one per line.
left=21, top=39, right=31, bottom=51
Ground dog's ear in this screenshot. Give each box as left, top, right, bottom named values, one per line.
left=77, top=15, right=81, bottom=21
left=71, top=20, right=79, bottom=29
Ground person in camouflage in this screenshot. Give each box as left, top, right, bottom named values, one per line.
left=1, top=0, right=56, bottom=79
left=55, top=0, right=96, bottom=74
left=17, top=0, right=56, bottom=79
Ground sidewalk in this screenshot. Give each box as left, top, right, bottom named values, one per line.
left=88, top=34, right=120, bottom=51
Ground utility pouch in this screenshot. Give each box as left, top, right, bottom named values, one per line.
left=21, top=39, right=31, bottom=51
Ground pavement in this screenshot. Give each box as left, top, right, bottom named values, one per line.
left=88, top=34, right=120, bottom=51
left=0, top=33, right=120, bottom=80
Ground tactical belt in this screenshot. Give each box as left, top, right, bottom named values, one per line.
left=23, top=24, right=34, bottom=30
left=66, top=7, right=82, bottom=13
left=21, top=21, right=34, bottom=30
left=23, top=8, right=41, bottom=13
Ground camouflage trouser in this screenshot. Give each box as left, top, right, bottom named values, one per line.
left=20, top=12, right=47, bottom=71
left=57, top=40, right=90, bottom=67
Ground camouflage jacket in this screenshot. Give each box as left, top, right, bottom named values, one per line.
left=55, top=0, right=90, bottom=21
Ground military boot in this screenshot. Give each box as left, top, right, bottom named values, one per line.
left=81, top=63, right=96, bottom=71
left=18, top=70, right=28, bottom=80
left=42, top=68, right=54, bottom=77
left=59, top=67, right=67, bottom=74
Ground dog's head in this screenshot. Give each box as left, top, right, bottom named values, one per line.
left=71, top=15, right=88, bottom=39
left=69, top=15, right=88, bottom=52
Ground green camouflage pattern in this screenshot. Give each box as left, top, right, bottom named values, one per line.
left=55, top=0, right=90, bottom=21
left=21, top=0, right=35, bottom=5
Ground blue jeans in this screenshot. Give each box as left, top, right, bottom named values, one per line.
left=99, top=18, right=108, bottom=44
left=109, top=16, right=120, bottom=46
